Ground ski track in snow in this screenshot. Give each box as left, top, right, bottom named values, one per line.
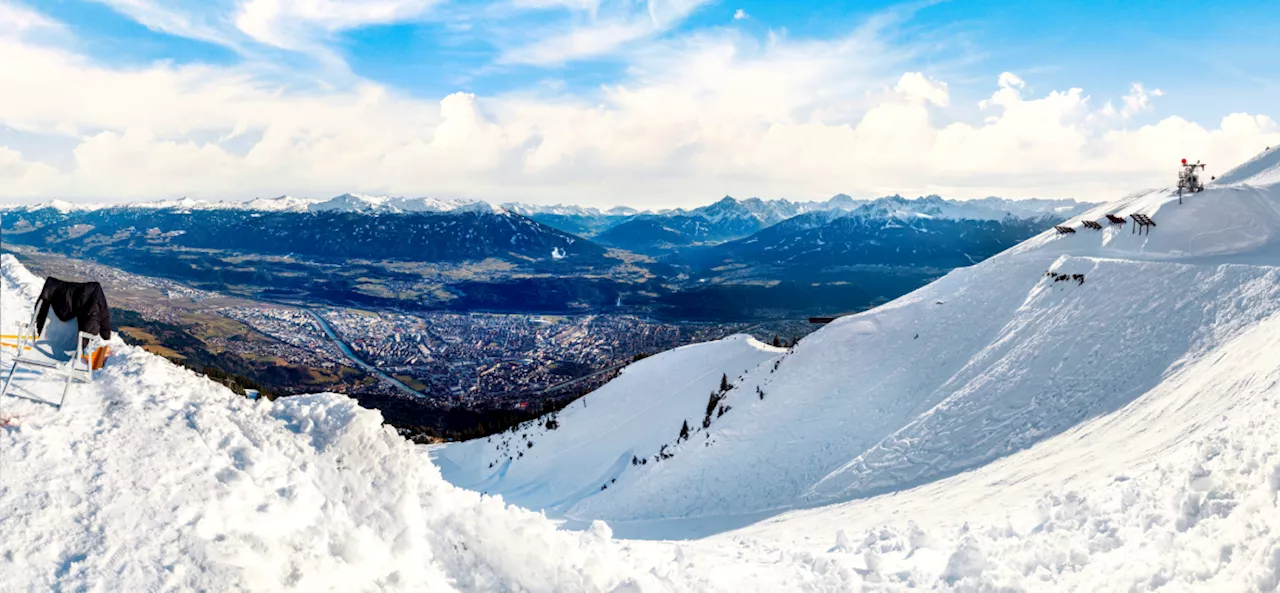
left=4, top=147, right=1280, bottom=592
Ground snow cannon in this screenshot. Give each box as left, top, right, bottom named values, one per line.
left=1177, top=159, right=1207, bottom=203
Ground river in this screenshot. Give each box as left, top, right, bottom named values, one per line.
left=302, top=309, right=429, bottom=399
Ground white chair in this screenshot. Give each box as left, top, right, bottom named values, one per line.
left=1, top=298, right=106, bottom=409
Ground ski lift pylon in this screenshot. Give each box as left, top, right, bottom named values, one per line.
left=1177, top=159, right=1206, bottom=203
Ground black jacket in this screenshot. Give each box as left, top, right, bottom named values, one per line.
left=35, top=277, right=112, bottom=341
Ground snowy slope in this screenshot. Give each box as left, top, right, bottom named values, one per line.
left=437, top=147, right=1280, bottom=537
left=725, top=300, right=1280, bottom=590
left=1214, top=145, right=1280, bottom=186
left=436, top=336, right=785, bottom=513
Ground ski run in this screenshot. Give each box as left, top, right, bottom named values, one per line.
left=3, top=147, right=1280, bottom=591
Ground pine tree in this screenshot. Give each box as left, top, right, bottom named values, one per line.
left=704, top=391, right=722, bottom=428
left=679, top=420, right=690, bottom=441
left=771, top=334, right=782, bottom=348
left=719, top=374, right=730, bottom=393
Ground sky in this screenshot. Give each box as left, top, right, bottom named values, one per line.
left=1, top=0, right=1278, bottom=208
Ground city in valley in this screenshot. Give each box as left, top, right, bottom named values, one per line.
left=7, top=246, right=811, bottom=425
left=223, top=305, right=760, bottom=403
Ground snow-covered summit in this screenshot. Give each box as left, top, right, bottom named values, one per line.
left=500, top=203, right=639, bottom=217
left=1010, top=148, right=1280, bottom=262
left=311, top=194, right=503, bottom=215
left=241, top=195, right=315, bottom=211
left=842, top=195, right=1089, bottom=222
left=3, top=194, right=505, bottom=215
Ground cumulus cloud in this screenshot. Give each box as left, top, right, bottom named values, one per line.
left=1120, top=82, right=1163, bottom=118
left=733, top=9, right=748, bottom=20
left=1, top=3, right=1277, bottom=206
left=894, top=72, right=948, bottom=107
left=0, top=146, right=60, bottom=195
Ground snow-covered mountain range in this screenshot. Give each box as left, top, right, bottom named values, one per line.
left=9, top=194, right=504, bottom=215
left=7, top=193, right=1089, bottom=227
left=1, top=198, right=606, bottom=267
left=0, top=192, right=1084, bottom=318
left=592, top=196, right=1088, bottom=256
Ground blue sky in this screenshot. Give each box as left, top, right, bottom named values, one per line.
left=1, top=0, right=1278, bottom=206
left=41, top=0, right=1280, bottom=118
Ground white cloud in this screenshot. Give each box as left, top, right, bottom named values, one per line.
left=0, top=1, right=62, bottom=34
left=1120, top=82, right=1163, bottom=118
left=1, top=4, right=1277, bottom=206
left=733, top=8, right=748, bottom=20
left=499, top=0, right=713, bottom=65
left=894, top=72, right=948, bottom=107
left=0, top=146, right=60, bottom=195
left=234, top=0, right=444, bottom=51
left=80, top=0, right=446, bottom=64
left=86, top=0, right=242, bottom=49
left=511, top=0, right=600, bottom=12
